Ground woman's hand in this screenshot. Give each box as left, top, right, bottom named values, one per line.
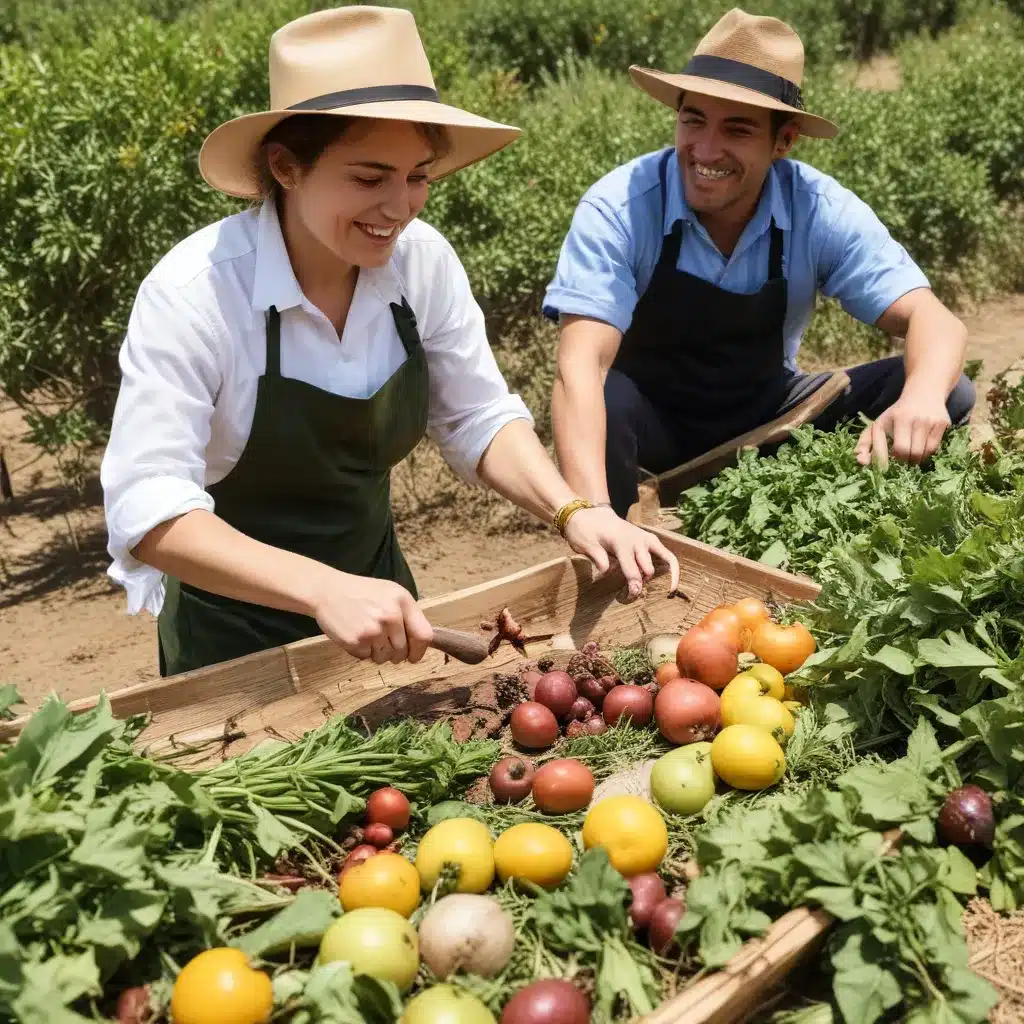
left=562, top=507, right=680, bottom=599
left=311, top=572, right=435, bottom=664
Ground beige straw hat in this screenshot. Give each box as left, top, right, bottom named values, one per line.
left=199, top=5, right=521, bottom=198
left=630, top=8, right=837, bottom=139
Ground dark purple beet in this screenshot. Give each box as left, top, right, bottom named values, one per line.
left=938, top=785, right=995, bottom=848
left=500, top=979, right=589, bottom=1024
left=567, top=697, right=596, bottom=722
left=648, top=897, right=686, bottom=955
left=577, top=675, right=607, bottom=707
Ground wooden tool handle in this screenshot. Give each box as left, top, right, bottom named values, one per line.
left=429, top=626, right=490, bottom=665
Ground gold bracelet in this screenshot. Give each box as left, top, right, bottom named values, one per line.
left=553, top=498, right=595, bottom=537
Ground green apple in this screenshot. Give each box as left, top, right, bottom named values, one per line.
left=318, top=907, right=419, bottom=992
left=649, top=743, right=716, bottom=815
left=401, top=985, right=497, bottom=1024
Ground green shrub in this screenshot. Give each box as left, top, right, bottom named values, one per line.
left=0, top=0, right=200, bottom=47
left=433, top=0, right=848, bottom=87
left=899, top=6, right=1024, bottom=201
left=0, top=3, right=297, bottom=416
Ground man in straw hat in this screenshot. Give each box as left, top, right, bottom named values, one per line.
left=543, top=9, right=975, bottom=518
left=101, top=5, right=678, bottom=676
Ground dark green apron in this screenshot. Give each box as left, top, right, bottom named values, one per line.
left=157, top=297, right=428, bottom=676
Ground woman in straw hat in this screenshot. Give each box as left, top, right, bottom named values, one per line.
left=100, top=5, right=678, bottom=676
left=544, top=9, right=974, bottom=518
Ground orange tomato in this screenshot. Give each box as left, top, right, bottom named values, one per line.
left=732, top=597, right=772, bottom=652
left=750, top=622, right=816, bottom=676
left=699, top=606, right=742, bottom=652
left=170, top=949, right=272, bottom=1024
left=654, top=661, right=682, bottom=687
left=339, top=852, right=421, bottom=917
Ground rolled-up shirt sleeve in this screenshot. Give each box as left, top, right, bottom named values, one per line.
left=818, top=189, right=931, bottom=325
left=421, top=241, right=533, bottom=484
left=100, top=277, right=222, bottom=615
left=541, top=198, right=639, bottom=333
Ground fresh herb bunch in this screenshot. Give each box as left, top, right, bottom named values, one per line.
left=675, top=424, right=1020, bottom=577
left=0, top=697, right=292, bottom=1021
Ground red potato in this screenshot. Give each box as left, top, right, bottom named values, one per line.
left=511, top=702, right=561, bottom=750
left=363, top=822, right=394, bottom=848
left=531, top=759, right=595, bottom=814
left=649, top=898, right=686, bottom=954
left=602, top=685, right=654, bottom=727
left=627, top=874, right=668, bottom=932
left=534, top=671, right=578, bottom=719
left=489, top=756, right=536, bottom=804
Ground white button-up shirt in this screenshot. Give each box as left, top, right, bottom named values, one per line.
left=100, top=200, right=532, bottom=617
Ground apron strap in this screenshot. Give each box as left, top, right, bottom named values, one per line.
left=390, top=297, right=422, bottom=356
left=265, top=305, right=282, bottom=378
left=768, top=218, right=784, bottom=281
left=654, top=147, right=684, bottom=274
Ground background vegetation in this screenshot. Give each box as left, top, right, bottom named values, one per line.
left=1, top=0, right=1022, bottom=470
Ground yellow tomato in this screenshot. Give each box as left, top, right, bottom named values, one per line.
left=722, top=695, right=795, bottom=744
left=319, top=908, right=420, bottom=992
left=170, top=948, right=272, bottom=1024
left=783, top=700, right=804, bottom=716
left=711, top=725, right=786, bottom=791
left=582, top=795, right=668, bottom=876
left=720, top=674, right=774, bottom=722
left=340, top=851, right=421, bottom=917
left=493, top=823, right=574, bottom=889
left=744, top=663, right=786, bottom=700
left=416, top=818, right=495, bottom=894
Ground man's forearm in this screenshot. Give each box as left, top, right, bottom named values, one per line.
left=901, top=300, right=967, bottom=400
left=552, top=371, right=612, bottom=504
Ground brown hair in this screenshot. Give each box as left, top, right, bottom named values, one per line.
left=677, top=91, right=796, bottom=139
left=255, top=113, right=452, bottom=201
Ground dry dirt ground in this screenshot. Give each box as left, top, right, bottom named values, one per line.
left=2, top=293, right=1023, bottom=709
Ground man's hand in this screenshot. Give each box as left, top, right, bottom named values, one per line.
left=862, top=289, right=967, bottom=468
left=856, top=391, right=951, bottom=468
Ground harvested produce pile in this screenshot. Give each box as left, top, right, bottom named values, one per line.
left=3, top=383, right=1022, bottom=1024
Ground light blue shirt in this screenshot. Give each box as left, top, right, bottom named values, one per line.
left=542, top=148, right=930, bottom=372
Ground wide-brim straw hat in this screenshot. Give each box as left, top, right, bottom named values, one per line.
left=199, top=5, right=521, bottom=199
left=630, top=8, right=837, bottom=139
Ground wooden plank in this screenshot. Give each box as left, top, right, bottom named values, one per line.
left=641, top=908, right=832, bottom=1024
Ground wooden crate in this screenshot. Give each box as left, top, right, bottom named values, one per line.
left=2, top=526, right=827, bottom=1023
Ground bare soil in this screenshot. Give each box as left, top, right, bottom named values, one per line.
left=2, top=294, right=1023, bottom=710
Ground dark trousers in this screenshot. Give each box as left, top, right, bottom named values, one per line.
left=604, top=356, right=976, bottom=517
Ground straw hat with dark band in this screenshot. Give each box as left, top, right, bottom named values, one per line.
left=630, top=8, right=838, bottom=139
left=199, top=5, right=521, bottom=199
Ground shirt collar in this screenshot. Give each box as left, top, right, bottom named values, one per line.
left=663, top=149, right=791, bottom=242
left=251, top=199, right=305, bottom=322
left=250, top=199, right=406, bottom=325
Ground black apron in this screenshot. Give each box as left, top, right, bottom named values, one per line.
left=611, top=148, right=789, bottom=451
left=157, top=297, right=428, bottom=676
